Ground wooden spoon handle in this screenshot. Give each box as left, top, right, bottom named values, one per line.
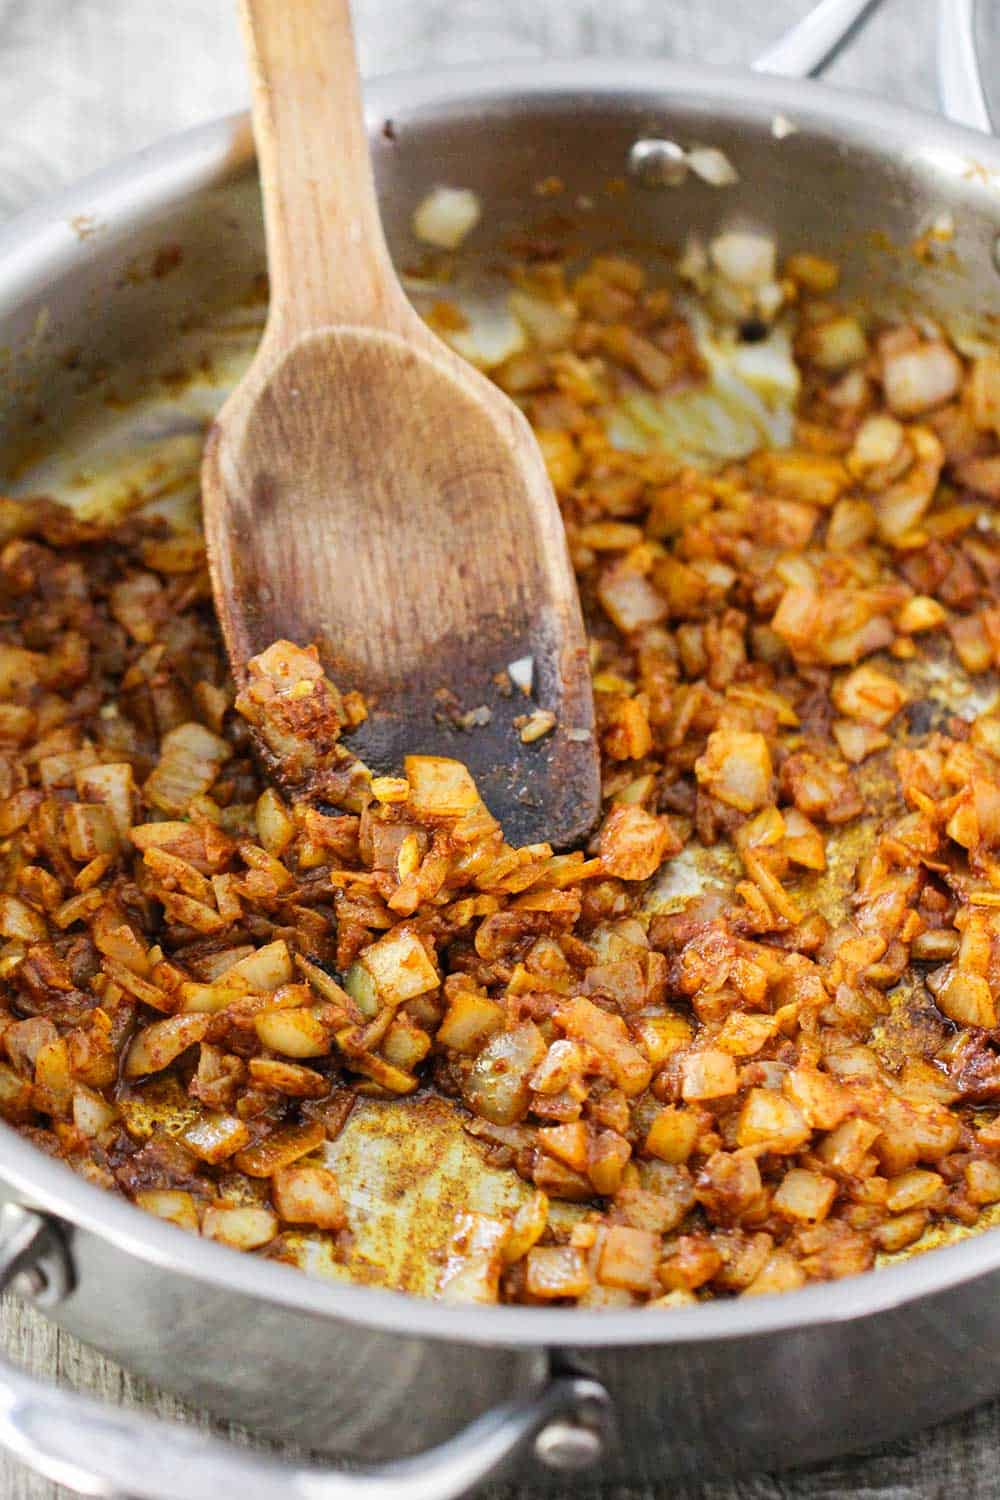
left=239, top=0, right=401, bottom=345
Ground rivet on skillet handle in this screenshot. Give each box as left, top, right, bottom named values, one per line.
left=758, top=0, right=994, bottom=141
left=0, top=1205, right=611, bottom=1500
left=762, top=0, right=1000, bottom=263
left=627, top=1, right=888, bottom=191
left=754, top=0, right=994, bottom=142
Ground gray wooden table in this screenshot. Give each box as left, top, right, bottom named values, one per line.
left=2, top=1, right=992, bottom=1496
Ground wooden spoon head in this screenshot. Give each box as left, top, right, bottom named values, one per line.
left=202, top=327, right=599, bottom=847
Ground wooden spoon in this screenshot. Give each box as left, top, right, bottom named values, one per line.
left=202, top=0, right=599, bottom=847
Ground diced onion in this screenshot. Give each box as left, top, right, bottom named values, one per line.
left=412, top=186, right=481, bottom=249
left=687, top=146, right=739, bottom=187
left=709, top=231, right=777, bottom=289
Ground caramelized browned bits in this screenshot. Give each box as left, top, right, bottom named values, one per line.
left=0, top=247, right=999, bottom=1304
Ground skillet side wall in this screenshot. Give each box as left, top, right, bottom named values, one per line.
left=0, top=1184, right=543, bottom=1462
left=2, top=68, right=1000, bottom=1480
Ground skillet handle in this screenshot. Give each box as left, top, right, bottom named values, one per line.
left=752, top=0, right=884, bottom=79
left=0, top=1207, right=611, bottom=1500
left=755, top=0, right=993, bottom=137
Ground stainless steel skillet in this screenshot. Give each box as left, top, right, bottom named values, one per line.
left=0, top=1, right=999, bottom=1495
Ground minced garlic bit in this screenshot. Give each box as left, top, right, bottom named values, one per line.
left=686, top=146, right=739, bottom=187
left=709, top=231, right=776, bottom=290
left=412, top=186, right=481, bottom=250
left=456, top=704, right=492, bottom=730
left=2, top=241, right=1000, bottom=1311
left=507, top=656, right=534, bottom=695
left=517, top=709, right=557, bottom=743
